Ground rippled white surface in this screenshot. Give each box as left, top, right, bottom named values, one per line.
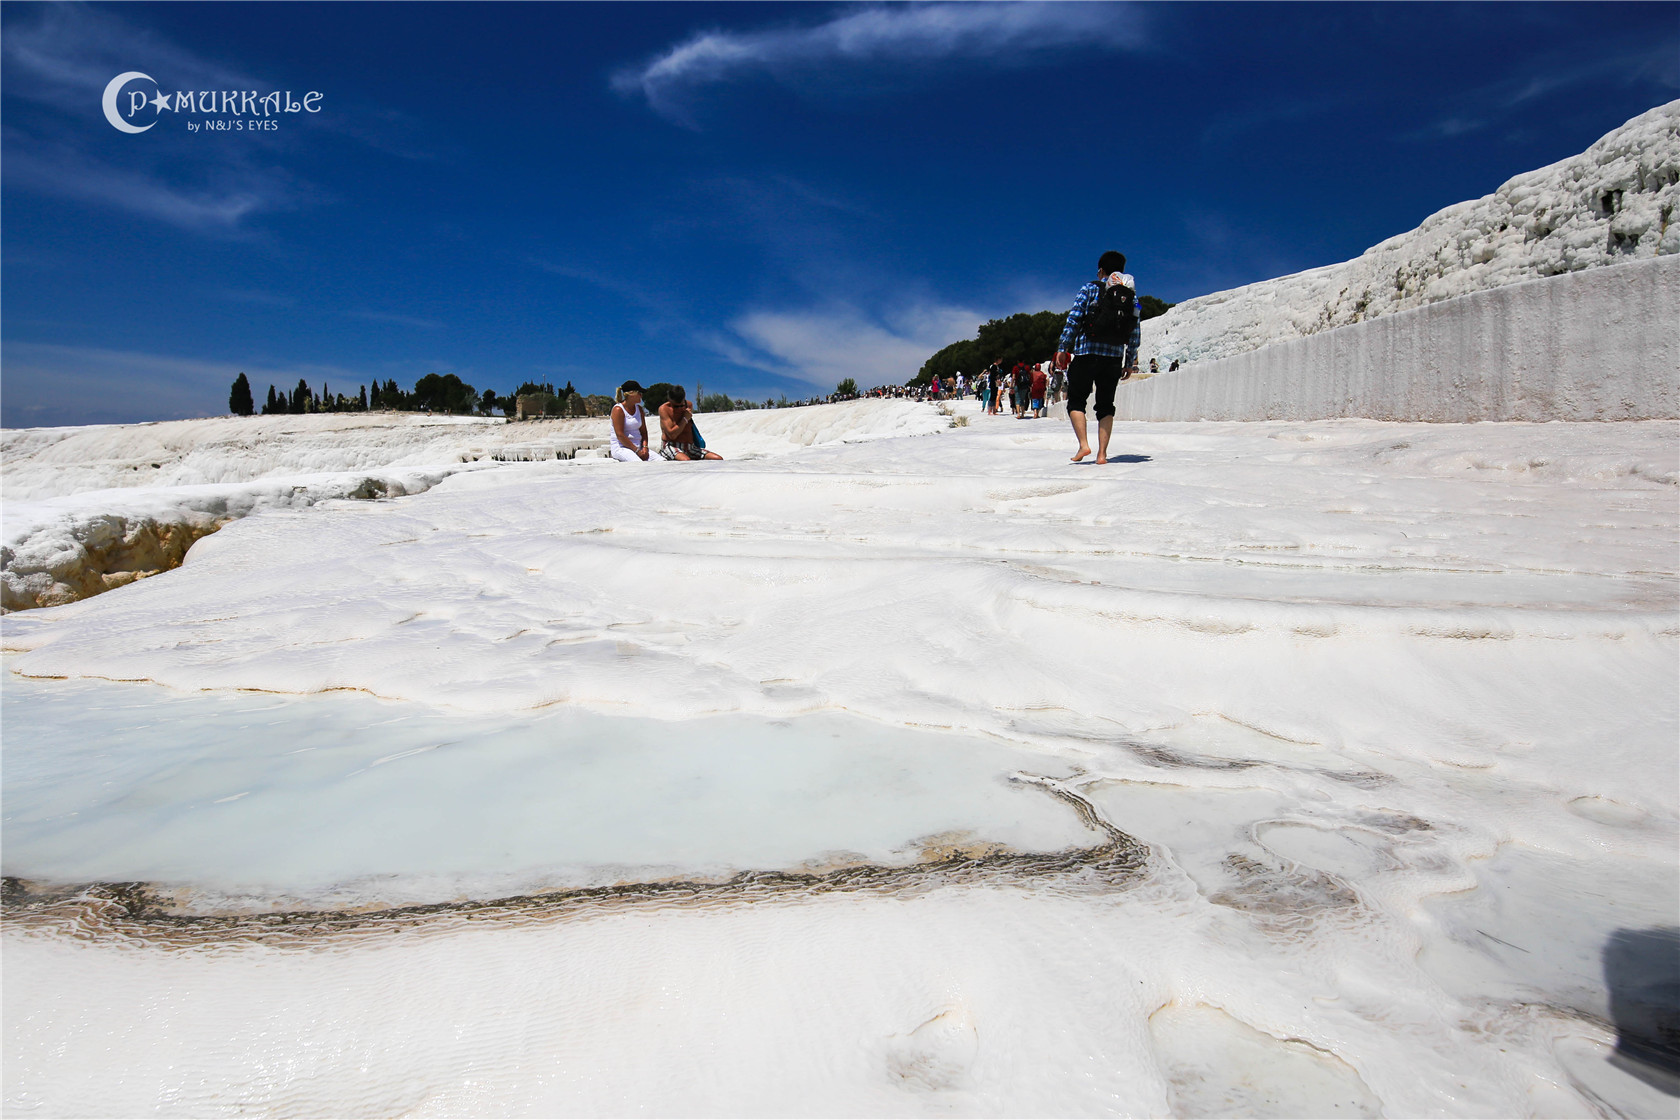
left=3, top=405, right=1676, bottom=1117
left=0, top=399, right=956, bottom=610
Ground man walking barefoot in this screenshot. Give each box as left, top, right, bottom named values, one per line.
left=1054, top=250, right=1140, bottom=464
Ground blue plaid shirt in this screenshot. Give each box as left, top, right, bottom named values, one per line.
left=1058, top=279, right=1141, bottom=358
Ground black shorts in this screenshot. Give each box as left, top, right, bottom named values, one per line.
left=1066, top=353, right=1128, bottom=420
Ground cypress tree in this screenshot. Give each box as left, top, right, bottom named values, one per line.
left=229, top=372, right=255, bottom=416
left=359, top=385, right=368, bottom=410
left=264, top=384, right=279, bottom=414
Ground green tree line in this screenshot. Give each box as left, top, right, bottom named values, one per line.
left=233, top=373, right=618, bottom=418
left=231, top=366, right=949, bottom=420
left=912, top=295, right=1174, bottom=387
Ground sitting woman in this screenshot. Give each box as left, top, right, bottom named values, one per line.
left=608, top=380, right=650, bottom=462
left=658, top=385, right=723, bottom=461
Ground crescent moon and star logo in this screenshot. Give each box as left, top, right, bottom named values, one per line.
left=102, top=71, right=160, bottom=134
left=102, top=73, right=321, bottom=133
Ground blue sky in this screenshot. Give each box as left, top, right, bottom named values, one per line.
left=3, top=1, right=1676, bottom=427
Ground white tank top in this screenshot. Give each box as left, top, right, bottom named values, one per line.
left=610, top=402, right=645, bottom=450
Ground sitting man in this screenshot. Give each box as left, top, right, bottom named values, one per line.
left=658, top=385, right=723, bottom=461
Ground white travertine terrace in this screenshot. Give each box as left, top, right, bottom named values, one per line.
left=4, top=406, right=1675, bottom=1116
left=1116, top=254, right=1678, bottom=421
left=3, top=102, right=1677, bottom=1119
left=1140, top=100, right=1680, bottom=369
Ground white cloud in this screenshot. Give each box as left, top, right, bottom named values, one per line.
left=1500, top=41, right=1680, bottom=107
left=1, top=3, right=296, bottom=234
left=1, top=341, right=382, bottom=428
left=2, top=2, right=249, bottom=110
left=614, top=1, right=1143, bottom=123
left=531, top=258, right=659, bottom=308
left=1, top=4, right=424, bottom=233
left=3, top=139, right=289, bottom=232
left=717, top=303, right=985, bottom=390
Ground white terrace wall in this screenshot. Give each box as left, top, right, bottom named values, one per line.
left=1114, top=255, right=1679, bottom=422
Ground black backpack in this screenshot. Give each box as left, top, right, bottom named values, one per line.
left=1084, top=280, right=1138, bottom=345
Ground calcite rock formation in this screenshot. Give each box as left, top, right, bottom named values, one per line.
left=1142, top=101, right=1680, bottom=369
left=0, top=513, right=228, bottom=612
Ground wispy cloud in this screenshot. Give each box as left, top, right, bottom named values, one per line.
left=3, top=2, right=248, bottom=112
left=706, top=302, right=984, bottom=390
left=1426, top=117, right=1487, bottom=139
left=1404, top=38, right=1679, bottom=141
left=531, top=258, right=659, bottom=309
left=1, top=3, right=429, bottom=233
left=614, top=1, right=1144, bottom=125
left=1200, top=96, right=1340, bottom=148
left=346, top=309, right=445, bottom=330
left=209, top=292, right=440, bottom=328
left=0, top=341, right=384, bottom=428
left=1167, top=205, right=1319, bottom=298
left=765, top=174, right=872, bottom=217
left=1, top=5, right=304, bottom=234
left=220, top=289, right=298, bottom=308
left=1500, top=40, right=1678, bottom=107
left=3, top=131, right=300, bottom=233
left=5, top=1, right=437, bottom=156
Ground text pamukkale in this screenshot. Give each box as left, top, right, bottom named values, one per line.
left=102, top=72, right=322, bottom=134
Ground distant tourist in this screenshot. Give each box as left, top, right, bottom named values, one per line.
left=1150, top=357, right=1160, bottom=375
left=1054, top=250, right=1141, bottom=464
left=1031, top=364, right=1048, bottom=418
left=1169, top=359, right=1179, bottom=371
left=659, top=386, right=722, bottom=461
left=609, top=381, right=650, bottom=462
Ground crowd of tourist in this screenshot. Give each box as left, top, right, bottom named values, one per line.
left=609, top=248, right=1154, bottom=466
left=859, top=363, right=1066, bottom=414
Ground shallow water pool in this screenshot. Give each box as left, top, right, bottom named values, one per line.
left=2, top=672, right=1096, bottom=909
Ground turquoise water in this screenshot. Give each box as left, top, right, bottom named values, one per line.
left=2, top=672, right=1090, bottom=905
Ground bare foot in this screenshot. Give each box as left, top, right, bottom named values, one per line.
left=1095, top=456, right=1108, bottom=464
left=1071, top=446, right=1092, bottom=462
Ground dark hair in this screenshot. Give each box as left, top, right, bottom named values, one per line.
left=620, top=379, right=643, bottom=395
left=1099, top=250, right=1126, bottom=276
left=667, top=385, right=686, bottom=403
